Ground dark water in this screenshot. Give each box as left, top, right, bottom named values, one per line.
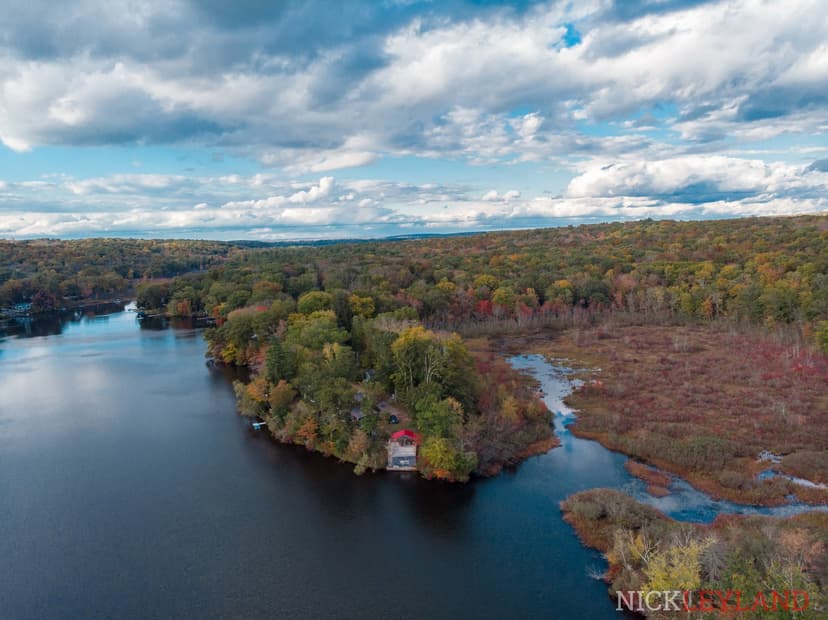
left=2, top=309, right=825, bottom=619
left=11, top=312, right=820, bottom=620
left=1, top=307, right=631, bottom=620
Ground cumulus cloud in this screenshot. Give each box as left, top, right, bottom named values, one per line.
left=566, top=156, right=816, bottom=202
left=0, top=0, right=826, bottom=166
left=1, top=159, right=825, bottom=239
left=287, top=176, right=335, bottom=203
left=0, top=0, right=826, bottom=238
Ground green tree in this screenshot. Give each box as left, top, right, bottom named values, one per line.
left=416, top=396, right=464, bottom=439
left=285, top=311, right=348, bottom=351
left=265, top=339, right=294, bottom=383
left=419, top=437, right=477, bottom=482
left=297, top=291, right=333, bottom=314
left=645, top=537, right=711, bottom=594
left=349, top=294, right=375, bottom=319
left=816, top=321, right=828, bottom=354
left=391, top=326, right=444, bottom=393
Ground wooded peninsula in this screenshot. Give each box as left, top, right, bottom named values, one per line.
left=3, top=215, right=827, bottom=484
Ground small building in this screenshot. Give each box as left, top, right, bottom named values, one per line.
left=387, top=429, right=420, bottom=471
left=350, top=408, right=366, bottom=423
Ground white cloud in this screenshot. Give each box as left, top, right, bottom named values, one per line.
left=0, top=160, right=825, bottom=239
left=287, top=177, right=335, bottom=204
left=481, top=189, right=521, bottom=201
left=0, top=0, right=825, bottom=167
left=0, top=1, right=826, bottom=238
left=565, top=156, right=823, bottom=200
left=284, top=151, right=378, bottom=174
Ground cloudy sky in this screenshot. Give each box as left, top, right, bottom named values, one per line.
left=1, top=0, right=826, bottom=240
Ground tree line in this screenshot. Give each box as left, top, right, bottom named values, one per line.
left=141, top=215, right=828, bottom=353
left=0, top=238, right=237, bottom=312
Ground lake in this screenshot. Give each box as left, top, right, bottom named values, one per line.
left=3, top=306, right=816, bottom=619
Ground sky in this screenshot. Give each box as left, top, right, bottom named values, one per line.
left=0, top=0, right=826, bottom=240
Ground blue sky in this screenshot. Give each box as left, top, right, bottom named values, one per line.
left=0, top=0, right=826, bottom=239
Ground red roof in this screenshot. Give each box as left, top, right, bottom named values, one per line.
left=391, top=429, right=420, bottom=444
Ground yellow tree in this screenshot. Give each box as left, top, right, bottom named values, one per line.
left=645, top=536, right=712, bottom=594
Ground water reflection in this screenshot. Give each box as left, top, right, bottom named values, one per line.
left=0, top=301, right=128, bottom=339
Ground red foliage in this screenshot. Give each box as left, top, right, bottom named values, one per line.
left=476, top=299, right=493, bottom=316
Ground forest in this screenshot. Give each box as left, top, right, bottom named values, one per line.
left=138, top=214, right=828, bottom=347
left=123, top=214, right=828, bottom=487
left=3, top=215, right=827, bottom=483
left=0, top=238, right=237, bottom=314
left=225, top=311, right=553, bottom=481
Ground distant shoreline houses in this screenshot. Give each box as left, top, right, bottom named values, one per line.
left=1, top=299, right=127, bottom=320
left=2, top=302, right=32, bottom=317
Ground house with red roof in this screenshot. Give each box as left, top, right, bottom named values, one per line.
left=387, top=429, right=419, bottom=471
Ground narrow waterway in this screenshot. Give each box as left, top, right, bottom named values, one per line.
left=509, top=354, right=828, bottom=522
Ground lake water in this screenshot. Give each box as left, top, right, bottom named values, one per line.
left=0, top=307, right=821, bottom=619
